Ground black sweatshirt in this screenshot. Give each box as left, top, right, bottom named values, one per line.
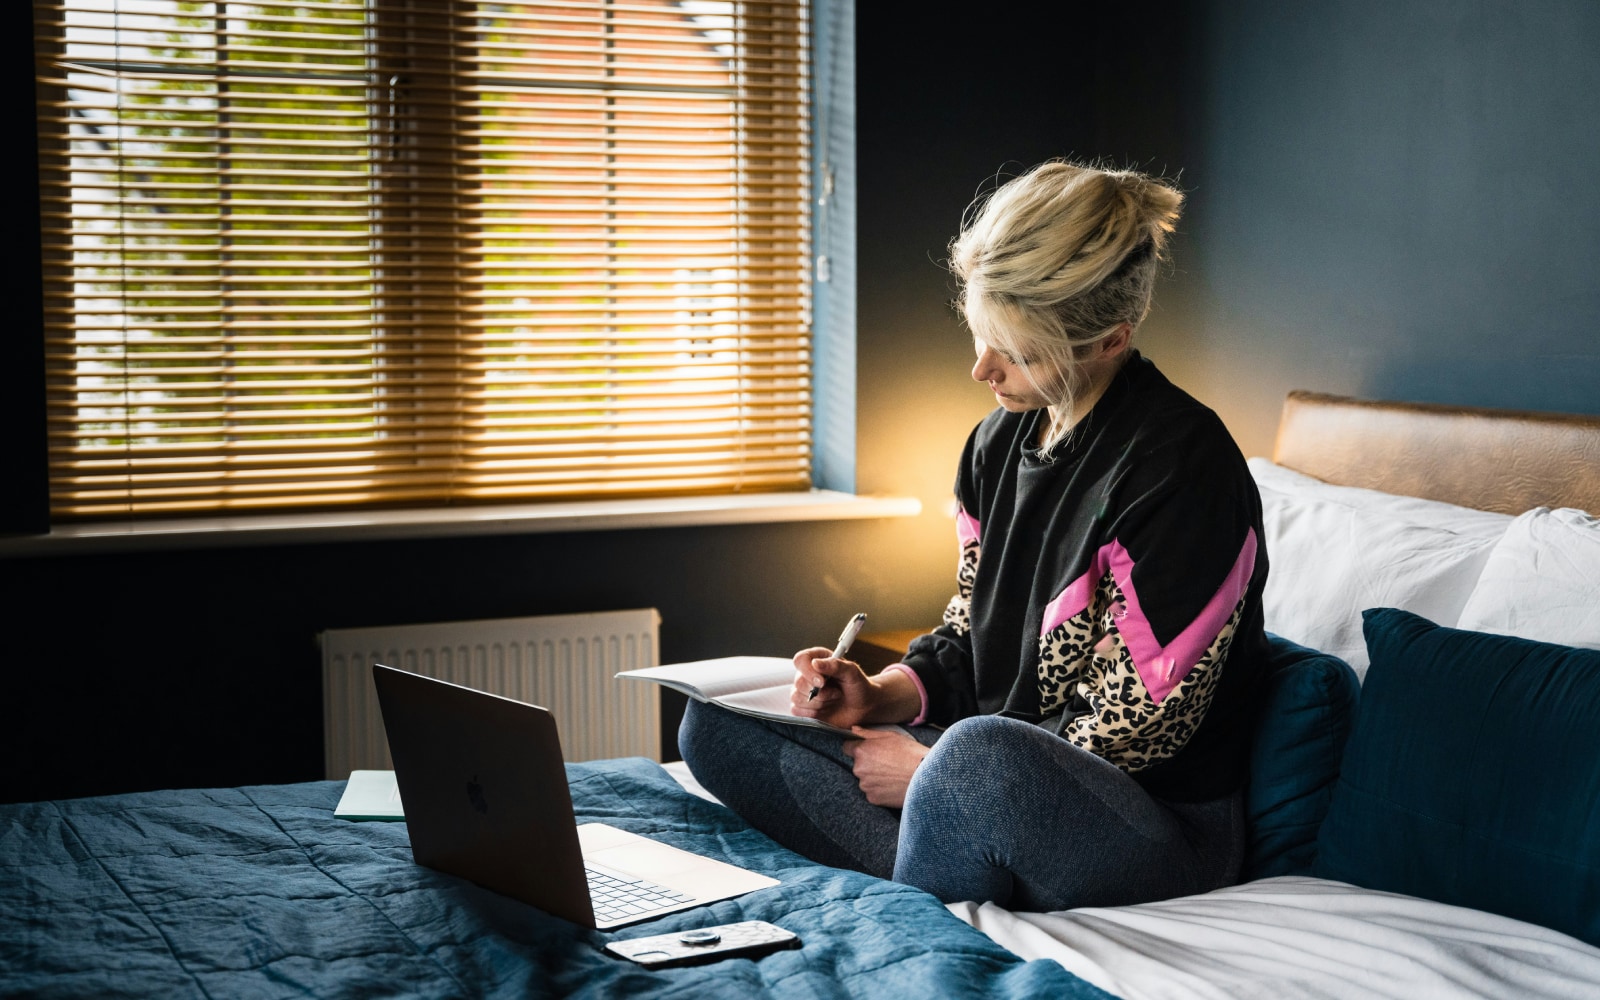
left=901, top=353, right=1270, bottom=802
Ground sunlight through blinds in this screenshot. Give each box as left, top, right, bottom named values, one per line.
left=34, top=0, right=812, bottom=518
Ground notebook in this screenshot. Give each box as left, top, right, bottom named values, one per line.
left=371, top=663, right=778, bottom=929
left=334, top=769, right=406, bottom=820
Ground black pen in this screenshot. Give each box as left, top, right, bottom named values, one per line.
left=809, top=612, right=867, bottom=701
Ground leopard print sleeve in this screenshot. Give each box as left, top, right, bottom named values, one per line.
left=1035, top=528, right=1258, bottom=772
left=941, top=506, right=982, bottom=636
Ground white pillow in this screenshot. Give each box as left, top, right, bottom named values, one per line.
left=1456, top=507, right=1600, bottom=649
left=1248, top=458, right=1512, bottom=678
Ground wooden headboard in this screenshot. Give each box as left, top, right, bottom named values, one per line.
left=1272, top=391, right=1600, bottom=516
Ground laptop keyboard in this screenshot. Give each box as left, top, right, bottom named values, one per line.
left=586, top=863, right=696, bottom=923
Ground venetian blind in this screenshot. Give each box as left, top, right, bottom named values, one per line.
left=33, top=0, right=812, bottom=519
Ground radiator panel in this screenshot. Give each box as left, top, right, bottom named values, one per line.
left=320, top=609, right=661, bottom=779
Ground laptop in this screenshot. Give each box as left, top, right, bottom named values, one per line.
left=371, top=664, right=778, bottom=929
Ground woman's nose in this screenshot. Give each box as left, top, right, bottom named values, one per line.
left=972, top=347, right=999, bottom=383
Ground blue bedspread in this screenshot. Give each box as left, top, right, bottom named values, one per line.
left=0, top=757, right=1113, bottom=999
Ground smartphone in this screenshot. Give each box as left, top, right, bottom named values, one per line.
left=604, top=919, right=800, bottom=968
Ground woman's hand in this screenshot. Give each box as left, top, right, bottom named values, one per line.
left=842, top=728, right=929, bottom=808
left=789, top=647, right=878, bottom=729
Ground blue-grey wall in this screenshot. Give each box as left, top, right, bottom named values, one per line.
left=1144, top=0, right=1600, bottom=457
left=7, top=1, right=1597, bottom=803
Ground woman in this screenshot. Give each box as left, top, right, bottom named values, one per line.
left=680, top=160, right=1269, bottom=911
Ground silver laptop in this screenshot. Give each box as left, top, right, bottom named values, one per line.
left=371, top=664, right=778, bottom=929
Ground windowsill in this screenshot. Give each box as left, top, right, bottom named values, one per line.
left=0, top=490, right=922, bottom=558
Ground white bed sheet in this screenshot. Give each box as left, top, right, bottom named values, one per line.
left=661, top=764, right=1600, bottom=999
left=947, top=876, right=1600, bottom=1000
left=661, top=759, right=719, bottom=803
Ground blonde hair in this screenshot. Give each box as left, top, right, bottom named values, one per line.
left=950, top=160, right=1184, bottom=451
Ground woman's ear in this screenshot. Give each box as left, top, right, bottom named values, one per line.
left=1099, top=323, right=1134, bottom=358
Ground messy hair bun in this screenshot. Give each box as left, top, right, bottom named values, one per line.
left=950, top=160, right=1183, bottom=447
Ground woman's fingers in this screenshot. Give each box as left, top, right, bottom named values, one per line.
left=793, top=646, right=837, bottom=693
left=791, top=649, right=840, bottom=713
left=790, top=648, right=874, bottom=727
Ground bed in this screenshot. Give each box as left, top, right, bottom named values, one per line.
left=945, top=391, right=1600, bottom=1000
left=0, top=756, right=1110, bottom=999
left=4, top=391, right=1599, bottom=999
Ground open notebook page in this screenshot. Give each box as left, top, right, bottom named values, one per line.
left=715, top=684, right=801, bottom=717
left=619, top=656, right=795, bottom=701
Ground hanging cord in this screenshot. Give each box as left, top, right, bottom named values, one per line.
left=813, top=0, right=844, bottom=285
left=115, top=3, right=134, bottom=524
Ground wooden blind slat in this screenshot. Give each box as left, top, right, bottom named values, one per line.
left=36, top=0, right=812, bottom=520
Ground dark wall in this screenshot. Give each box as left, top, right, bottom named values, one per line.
left=1145, top=0, right=1600, bottom=457
left=9, top=1, right=1598, bottom=804
left=2, top=520, right=941, bottom=803
left=2, top=2, right=47, bottom=535
left=851, top=2, right=1196, bottom=589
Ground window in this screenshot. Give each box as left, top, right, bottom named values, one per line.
left=33, top=0, right=811, bottom=521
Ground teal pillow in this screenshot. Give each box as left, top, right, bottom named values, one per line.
left=1314, top=608, right=1600, bottom=946
left=1242, top=635, right=1360, bottom=880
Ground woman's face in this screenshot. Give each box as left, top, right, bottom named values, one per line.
left=971, top=337, right=1057, bottom=411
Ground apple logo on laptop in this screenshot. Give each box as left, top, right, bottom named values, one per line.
left=467, top=775, right=488, bottom=815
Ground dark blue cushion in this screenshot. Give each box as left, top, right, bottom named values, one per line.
left=1313, top=608, right=1600, bottom=947
left=1242, top=634, right=1361, bottom=880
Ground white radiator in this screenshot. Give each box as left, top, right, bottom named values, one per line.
left=319, top=608, right=661, bottom=780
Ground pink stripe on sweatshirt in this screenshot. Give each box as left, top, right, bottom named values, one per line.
left=1040, top=529, right=1257, bottom=703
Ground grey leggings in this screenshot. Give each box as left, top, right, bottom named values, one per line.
left=678, top=702, right=1245, bottom=911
